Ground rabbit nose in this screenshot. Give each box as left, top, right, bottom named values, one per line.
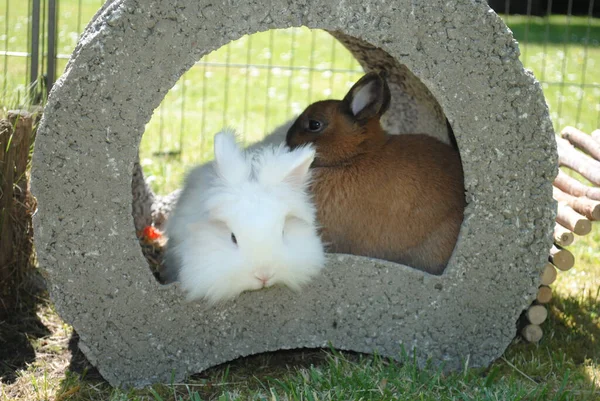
left=254, top=271, right=274, bottom=286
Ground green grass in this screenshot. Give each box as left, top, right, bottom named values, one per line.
left=505, top=15, right=600, bottom=136
left=1, top=3, right=600, bottom=401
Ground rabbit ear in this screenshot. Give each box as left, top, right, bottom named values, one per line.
left=213, top=129, right=251, bottom=184
left=343, top=72, right=391, bottom=123
left=282, top=145, right=316, bottom=188
left=257, top=144, right=315, bottom=189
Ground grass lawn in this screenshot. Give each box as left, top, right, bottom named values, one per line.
left=0, top=3, right=599, bottom=400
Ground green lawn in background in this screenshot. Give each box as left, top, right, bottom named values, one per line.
left=506, top=15, right=600, bottom=134
left=0, top=2, right=599, bottom=400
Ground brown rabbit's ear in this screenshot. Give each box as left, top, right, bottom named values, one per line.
left=342, top=72, right=391, bottom=123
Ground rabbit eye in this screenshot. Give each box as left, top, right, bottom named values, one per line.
left=307, top=119, right=323, bottom=132
left=231, top=233, right=238, bottom=245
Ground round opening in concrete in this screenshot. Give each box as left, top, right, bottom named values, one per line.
left=32, top=0, right=556, bottom=387
left=132, top=27, right=463, bottom=282
left=131, top=28, right=367, bottom=281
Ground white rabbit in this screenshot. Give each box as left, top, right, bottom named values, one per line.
left=163, top=129, right=325, bottom=303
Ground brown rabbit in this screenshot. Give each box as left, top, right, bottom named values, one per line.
left=286, top=72, right=465, bottom=274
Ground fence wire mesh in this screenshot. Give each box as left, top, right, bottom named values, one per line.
left=0, top=0, right=598, bottom=193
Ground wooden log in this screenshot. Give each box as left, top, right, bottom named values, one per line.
left=553, top=186, right=600, bottom=221
left=554, top=170, right=600, bottom=201
left=521, top=324, right=543, bottom=343
left=0, top=119, right=16, bottom=277
left=536, top=286, right=553, bottom=304
left=549, top=245, right=575, bottom=271
left=556, top=136, right=600, bottom=186
left=0, top=111, right=35, bottom=316
left=561, top=126, right=600, bottom=160
left=591, top=129, right=600, bottom=143
left=555, top=202, right=592, bottom=235
left=526, top=304, right=548, bottom=325
left=553, top=223, right=574, bottom=246
left=540, top=263, right=557, bottom=286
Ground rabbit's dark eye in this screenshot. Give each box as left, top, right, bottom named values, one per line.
left=307, top=119, right=323, bottom=132
left=231, top=233, right=237, bottom=245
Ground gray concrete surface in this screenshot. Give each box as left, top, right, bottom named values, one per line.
left=31, top=0, right=557, bottom=388
left=330, top=30, right=451, bottom=143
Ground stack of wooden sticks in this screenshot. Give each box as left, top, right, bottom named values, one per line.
left=520, top=126, right=600, bottom=342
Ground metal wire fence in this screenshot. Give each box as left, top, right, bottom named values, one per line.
left=0, top=0, right=599, bottom=193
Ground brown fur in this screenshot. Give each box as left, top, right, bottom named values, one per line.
left=286, top=73, right=465, bottom=274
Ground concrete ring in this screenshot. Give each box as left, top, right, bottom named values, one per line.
left=32, top=0, right=556, bottom=387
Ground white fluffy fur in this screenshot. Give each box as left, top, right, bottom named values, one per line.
left=213, top=128, right=251, bottom=185
left=165, top=129, right=325, bottom=304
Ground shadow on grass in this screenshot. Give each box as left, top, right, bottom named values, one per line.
left=65, top=331, right=103, bottom=381
left=503, top=289, right=600, bottom=395
left=0, top=273, right=50, bottom=384
left=549, top=290, right=600, bottom=366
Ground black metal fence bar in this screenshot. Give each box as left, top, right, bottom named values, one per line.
left=556, top=0, right=573, bottom=121
left=575, top=0, right=596, bottom=124
left=46, top=0, right=57, bottom=93
left=2, top=0, right=9, bottom=97
left=540, top=0, right=553, bottom=82
left=30, top=0, right=40, bottom=100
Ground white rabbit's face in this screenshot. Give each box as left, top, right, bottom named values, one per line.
left=189, top=182, right=324, bottom=302
left=170, top=131, right=325, bottom=304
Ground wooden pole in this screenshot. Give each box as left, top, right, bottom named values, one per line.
left=549, top=245, right=575, bottom=271
left=540, top=263, right=557, bottom=286
left=519, top=128, right=600, bottom=344
left=553, top=223, right=574, bottom=246
left=555, top=202, right=592, bottom=235
left=536, top=286, right=553, bottom=304
left=521, top=324, right=543, bottom=343
left=561, top=126, right=600, bottom=160
left=0, top=111, right=35, bottom=315
left=556, top=136, right=600, bottom=186
left=0, top=119, right=17, bottom=279
left=526, top=304, right=548, bottom=325
left=554, top=170, right=600, bottom=201
left=553, top=186, right=600, bottom=221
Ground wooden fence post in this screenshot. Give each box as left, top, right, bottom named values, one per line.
left=0, top=111, right=36, bottom=315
